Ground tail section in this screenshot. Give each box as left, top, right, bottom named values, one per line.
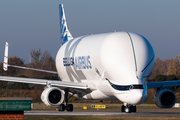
left=59, top=4, right=73, bottom=46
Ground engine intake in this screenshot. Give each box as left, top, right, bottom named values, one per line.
left=153, top=89, right=176, bottom=108
left=41, top=87, right=64, bottom=106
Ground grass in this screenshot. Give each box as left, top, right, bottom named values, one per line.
left=24, top=116, right=180, bottom=120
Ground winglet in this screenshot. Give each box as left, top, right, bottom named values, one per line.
left=3, top=42, right=9, bottom=71
left=59, top=4, right=73, bottom=46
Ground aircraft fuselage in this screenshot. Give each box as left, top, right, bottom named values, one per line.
left=56, top=31, right=155, bottom=105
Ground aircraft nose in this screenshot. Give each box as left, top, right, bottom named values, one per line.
left=128, top=89, right=147, bottom=105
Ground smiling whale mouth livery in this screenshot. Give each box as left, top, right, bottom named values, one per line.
left=0, top=4, right=178, bottom=113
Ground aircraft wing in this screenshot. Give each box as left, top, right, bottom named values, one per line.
left=147, top=80, right=180, bottom=89
left=0, top=76, right=96, bottom=94
left=4, top=64, right=58, bottom=74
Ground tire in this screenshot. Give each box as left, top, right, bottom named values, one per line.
left=124, top=107, right=131, bottom=113
left=131, top=105, right=136, bottom=112
left=66, top=104, right=73, bottom=112
left=58, top=104, right=65, bottom=111
left=121, top=105, right=125, bottom=112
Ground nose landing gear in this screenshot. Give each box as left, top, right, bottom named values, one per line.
left=121, top=104, right=136, bottom=113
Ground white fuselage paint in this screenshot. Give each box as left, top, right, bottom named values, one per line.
left=56, top=32, right=155, bottom=105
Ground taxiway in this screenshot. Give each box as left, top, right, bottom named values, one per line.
left=24, top=109, right=180, bottom=116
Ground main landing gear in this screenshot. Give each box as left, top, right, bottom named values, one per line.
left=58, top=89, right=73, bottom=112
left=121, top=104, right=136, bottom=113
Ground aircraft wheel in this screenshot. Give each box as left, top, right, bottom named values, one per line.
left=66, top=104, right=73, bottom=111
left=124, top=106, right=131, bottom=113
left=121, top=105, right=125, bottom=112
left=131, top=105, right=136, bottom=112
left=58, top=104, right=65, bottom=111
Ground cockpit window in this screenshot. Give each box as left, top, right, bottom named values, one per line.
left=133, top=85, right=144, bottom=89
left=111, top=84, right=144, bottom=91
left=106, top=78, right=144, bottom=91
left=111, top=84, right=131, bottom=90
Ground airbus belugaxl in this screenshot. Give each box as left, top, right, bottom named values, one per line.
left=1, top=4, right=180, bottom=113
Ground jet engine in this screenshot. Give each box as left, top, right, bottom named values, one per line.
left=41, top=87, right=64, bottom=106
left=153, top=89, right=176, bottom=108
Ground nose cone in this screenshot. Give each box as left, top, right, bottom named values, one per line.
left=114, top=89, right=148, bottom=105
left=128, top=32, right=155, bottom=79
left=128, top=89, right=148, bottom=105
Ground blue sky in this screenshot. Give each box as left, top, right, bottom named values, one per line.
left=0, top=0, right=180, bottom=63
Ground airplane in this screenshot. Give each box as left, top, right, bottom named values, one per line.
left=1, top=4, right=180, bottom=113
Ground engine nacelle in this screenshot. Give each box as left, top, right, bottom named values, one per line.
left=153, top=89, right=176, bottom=108
left=41, top=87, right=64, bottom=106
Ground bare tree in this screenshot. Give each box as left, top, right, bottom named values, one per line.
left=150, top=57, right=167, bottom=79
left=167, top=56, right=180, bottom=75
left=25, top=49, right=56, bottom=78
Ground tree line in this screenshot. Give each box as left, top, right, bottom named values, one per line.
left=0, top=50, right=180, bottom=90
left=150, top=55, right=180, bottom=79
left=149, top=56, right=180, bottom=92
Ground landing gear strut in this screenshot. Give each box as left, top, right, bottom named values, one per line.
left=121, top=104, right=136, bottom=113
left=58, top=88, right=73, bottom=112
